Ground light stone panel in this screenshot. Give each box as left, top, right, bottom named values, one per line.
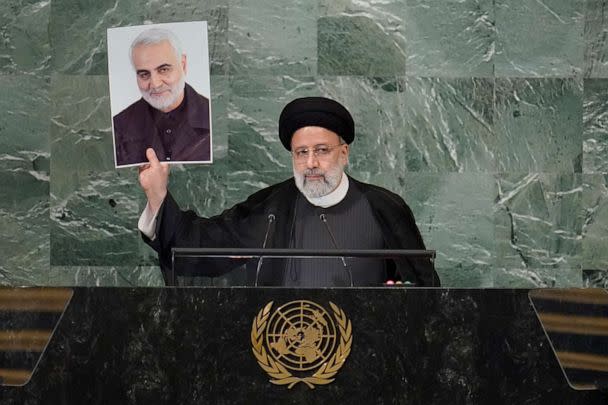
left=315, top=76, right=495, bottom=175
left=582, top=174, right=608, bottom=271
left=318, top=0, right=405, bottom=76
left=495, top=173, right=583, bottom=286
left=495, top=0, right=584, bottom=77
left=493, top=78, right=583, bottom=172
left=0, top=0, right=51, bottom=75
left=406, top=173, right=496, bottom=287
left=49, top=0, right=229, bottom=75
left=494, top=267, right=582, bottom=288
left=48, top=266, right=164, bottom=286
left=584, top=0, right=608, bottom=78
left=228, top=0, right=317, bottom=75
left=583, top=79, right=608, bottom=173
left=405, top=0, right=495, bottom=77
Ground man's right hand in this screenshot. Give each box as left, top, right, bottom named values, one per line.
left=139, top=148, right=170, bottom=214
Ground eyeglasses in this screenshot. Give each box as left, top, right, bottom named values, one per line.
left=291, top=144, right=344, bottom=162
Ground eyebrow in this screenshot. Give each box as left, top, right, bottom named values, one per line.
left=136, top=63, right=173, bottom=75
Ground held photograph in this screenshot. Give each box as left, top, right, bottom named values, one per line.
left=107, top=21, right=213, bottom=168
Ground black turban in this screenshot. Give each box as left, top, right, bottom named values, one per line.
left=278, top=97, right=355, bottom=150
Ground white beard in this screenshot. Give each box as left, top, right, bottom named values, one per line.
left=141, top=74, right=186, bottom=111
left=293, top=163, right=344, bottom=198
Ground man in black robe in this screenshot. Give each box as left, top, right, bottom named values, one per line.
left=138, top=97, right=440, bottom=287
left=113, top=28, right=210, bottom=167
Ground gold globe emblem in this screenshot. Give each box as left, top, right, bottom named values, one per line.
left=251, top=300, right=352, bottom=389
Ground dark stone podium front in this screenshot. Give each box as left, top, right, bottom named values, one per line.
left=0, top=288, right=606, bottom=404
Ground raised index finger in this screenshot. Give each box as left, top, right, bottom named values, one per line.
left=145, top=148, right=160, bottom=167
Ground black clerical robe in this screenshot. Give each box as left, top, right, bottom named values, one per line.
left=144, top=176, right=440, bottom=287
left=113, top=83, right=210, bottom=166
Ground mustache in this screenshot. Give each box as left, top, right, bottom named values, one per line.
left=146, top=86, right=172, bottom=96
left=302, top=169, right=328, bottom=184
left=304, top=169, right=324, bottom=176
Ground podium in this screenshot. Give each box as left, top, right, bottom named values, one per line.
left=0, top=287, right=607, bottom=404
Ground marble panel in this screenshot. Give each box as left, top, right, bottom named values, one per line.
left=49, top=0, right=229, bottom=75
left=495, top=0, right=584, bottom=77
left=0, top=75, right=50, bottom=286
left=402, top=77, right=494, bottom=172
left=493, top=78, right=583, bottom=172
left=48, top=266, right=164, bottom=286
left=494, top=267, right=582, bottom=288
left=318, top=0, right=405, bottom=76
left=49, top=75, right=141, bottom=266
left=0, top=0, right=50, bottom=75
left=583, top=79, right=608, bottom=173
left=495, top=173, right=583, bottom=286
left=0, top=159, right=50, bottom=287
left=582, top=174, right=608, bottom=270
left=315, top=76, right=494, bottom=174
left=584, top=0, right=608, bottom=78
left=404, top=0, right=494, bottom=77
left=0, top=75, right=50, bottom=154
left=228, top=0, right=316, bottom=75
left=399, top=173, right=496, bottom=288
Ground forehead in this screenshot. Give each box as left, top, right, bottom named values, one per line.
left=290, top=126, right=341, bottom=148
left=132, top=40, right=178, bottom=69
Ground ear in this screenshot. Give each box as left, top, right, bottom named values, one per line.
left=340, top=144, right=349, bottom=165
left=181, top=54, right=187, bottom=75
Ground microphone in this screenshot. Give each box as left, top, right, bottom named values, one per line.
left=254, top=213, right=275, bottom=287
left=319, top=213, right=353, bottom=287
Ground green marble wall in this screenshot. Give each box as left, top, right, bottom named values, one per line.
left=2, top=0, right=608, bottom=287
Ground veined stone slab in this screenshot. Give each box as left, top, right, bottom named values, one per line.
left=48, top=266, right=163, bottom=286
left=228, top=0, right=316, bottom=75
left=0, top=158, right=50, bottom=286
left=495, top=0, right=584, bottom=77
left=582, top=174, right=608, bottom=270
left=405, top=173, right=496, bottom=287
left=583, top=79, right=608, bottom=173
left=0, top=0, right=50, bottom=75
left=49, top=0, right=229, bottom=75
left=49, top=75, right=140, bottom=266
left=318, top=13, right=405, bottom=76
left=405, top=0, right=494, bottom=77
left=494, top=266, right=582, bottom=287
left=495, top=173, right=583, bottom=285
left=493, top=78, right=582, bottom=172
left=316, top=76, right=495, bottom=173
left=584, top=0, right=608, bottom=78
left=0, top=74, right=50, bottom=286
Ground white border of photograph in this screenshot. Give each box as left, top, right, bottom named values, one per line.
left=107, top=21, right=213, bottom=168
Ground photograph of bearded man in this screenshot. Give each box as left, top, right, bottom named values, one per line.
left=111, top=25, right=211, bottom=167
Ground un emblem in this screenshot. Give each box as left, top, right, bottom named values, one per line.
left=251, top=300, right=352, bottom=389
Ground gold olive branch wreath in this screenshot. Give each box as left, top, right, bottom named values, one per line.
left=251, top=301, right=352, bottom=389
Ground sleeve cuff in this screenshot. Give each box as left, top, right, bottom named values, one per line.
left=138, top=202, right=159, bottom=240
